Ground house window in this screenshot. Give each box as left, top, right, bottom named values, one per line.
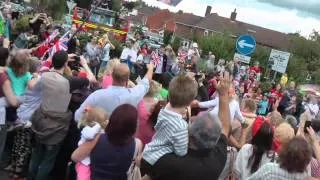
left=204, top=30, right=209, bottom=36
left=159, top=31, right=164, bottom=37
left=181, top=41, right=189, bottom=48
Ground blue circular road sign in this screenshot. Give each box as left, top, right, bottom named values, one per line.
left=236, top=34, right=256, bottom=55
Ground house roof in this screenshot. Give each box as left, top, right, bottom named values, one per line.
left=173, top=11, right=203, bottom=26
left=194, top=13, right=289, bottom=49
left=138, top=5, right=161, bottom=16
left=146, top=10, right=175, bottom=31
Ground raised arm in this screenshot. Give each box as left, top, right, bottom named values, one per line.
left=217, top=72, right=232, bottom=137
left=2, top=80, right=19, bottom=107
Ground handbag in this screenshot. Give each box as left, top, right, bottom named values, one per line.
left=127, top=138, right=142, bottom=180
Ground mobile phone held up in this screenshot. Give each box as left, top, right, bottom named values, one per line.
left=304, top=121, right=312, bottom=133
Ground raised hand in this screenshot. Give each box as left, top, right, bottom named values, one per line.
left=217, top=71, right=232, bottom=97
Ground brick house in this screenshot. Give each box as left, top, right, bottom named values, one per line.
left=133, top=5, right=289, bottom=50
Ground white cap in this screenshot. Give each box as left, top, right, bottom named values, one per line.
left=192, top=42, right=198, bottom=48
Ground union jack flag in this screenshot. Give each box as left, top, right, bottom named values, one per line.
left=43, top=29, right=60, bottom=46
left=178, top=51, right=188, bottom=63
left=151, top=50, right=160, bottom=66
left=48, top=31, right=72, bottom=57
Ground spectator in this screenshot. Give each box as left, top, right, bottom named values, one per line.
left=273, top=122, right=295, bottom=152
left=287, top=81, right=297, bottom=98
left=0, top=45, right=19, bottom=168
left=67, top=24, right=80, bottom=54
left=248, top=136, right=312, bottom=180
left=71, top=104, right=143, bottom=180
left=101, top=58, right=120, bottom=89
left=231, top=98, right=257, bottom=148
left=257, top=93, right=269, bottom=116
left=235, top=120, right=276, bottom=179
left=75, top=63, right=154, bottom=121
left=141, top=74, right=198, bottom=177
left=135, top=80, right=162, bottom=145
left=29, top=51, right=90, bottom=180
left=76, top=107, right=109, bottom=180
left=204, top=52, right=215, bottom=75
left=85, top=36, right=100, bottom=77
left=6, top=58, right=41, bottom=179
left=195, top=86, right=246, bottom=126
left=147, top=72, right=232, bottom=180
left=99, top=34, right=115, bottom=74
left=153, top=45, right=168, bottom=82
left=305, top=96, right=319, bottom=119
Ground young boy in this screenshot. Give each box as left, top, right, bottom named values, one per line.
left=141, top=74, right=198, bottom=177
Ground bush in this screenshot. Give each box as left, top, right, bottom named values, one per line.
left=14, top=14, right=33, bottom=33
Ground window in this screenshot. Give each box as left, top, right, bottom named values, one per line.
left=204, top=30, right=209, bottom=36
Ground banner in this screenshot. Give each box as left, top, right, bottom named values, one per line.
left=234, top=53, right=251, bottom=64
left=157, top=0, right=183, bottom=6
left=269, top=49, right=290, bottom=74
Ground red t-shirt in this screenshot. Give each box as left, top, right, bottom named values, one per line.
left=0, top=72, right=8, bottom=97
left=269, top=89, right=283, bottom=105
left=250, top=66, right=261, bottom=73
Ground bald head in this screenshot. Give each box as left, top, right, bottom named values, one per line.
left=112, top=63, right=130, bottom=86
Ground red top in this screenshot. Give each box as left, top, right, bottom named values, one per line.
left=0, top=72, right=8, bottom=97
left=250, top=66, right=261, bottom=73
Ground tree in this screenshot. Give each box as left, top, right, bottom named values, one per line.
left=172, top=36, right=181, bottom=53
left=30, top=0, right=67, bottom=19
left=163, top=30, right=173, bottom=45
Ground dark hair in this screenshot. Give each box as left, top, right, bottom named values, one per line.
left=106, top=104, right=138, bottom=146
left=248, top=122, right=274, bottom=173
left=279, top=137, right=312, bottom=173
left=0, top=48, right=9, bottom=66
left=52, top=51, right=68, bottom=70
left=159, top=73, right=172, bottom=89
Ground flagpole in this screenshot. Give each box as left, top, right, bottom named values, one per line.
left=68, top=0, right=104, bottom=42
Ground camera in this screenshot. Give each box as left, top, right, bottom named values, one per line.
left=74, top=56, right=81, bottom=62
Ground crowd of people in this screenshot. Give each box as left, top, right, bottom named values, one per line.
left=0, top=1, right=319, bottom=180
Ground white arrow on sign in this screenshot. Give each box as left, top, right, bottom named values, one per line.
left=238, top=40, right=254, bottom=49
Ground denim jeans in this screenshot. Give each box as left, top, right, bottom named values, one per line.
left=29, top=141, right=61, bottom=180
left=100, top=60, right=108, bottom=71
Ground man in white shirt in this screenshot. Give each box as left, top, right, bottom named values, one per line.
left=75, top=63, right=154, bottom=122
left=192, top=87, right=246, bottom=125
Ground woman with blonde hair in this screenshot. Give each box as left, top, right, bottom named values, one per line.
left=100, top=33, right=115, bottom=73
left=101, top=58, right=120, bottom=89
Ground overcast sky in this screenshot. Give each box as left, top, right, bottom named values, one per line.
left=142, top=0, right=320, bottom=37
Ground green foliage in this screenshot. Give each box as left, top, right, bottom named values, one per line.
left=77, top=32, right=91, bottom=50
left=260, top=81, right=272, bottom=93
left=172, top=36, right=181, bottom=53
left=197, top=31, right=320, bottom=85
left=163, top=30, right=173, bottom=45
left=110, top=39, right=123, bottom=59
left=287, top=30, right=320, bottom=84
left=14, top=14, right=33, bottom=33
left=31, top=0, right=67, bottom=19
left=111, top=0, right=121, bottom=12
left=198, top=33, right=235, bottom=60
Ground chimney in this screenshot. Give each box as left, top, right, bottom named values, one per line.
left=205, top=6, right=212, bottom=17
left=230, top=8, right=237, bottom=21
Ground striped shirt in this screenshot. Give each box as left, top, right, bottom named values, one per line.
left=247, top=162, right=311, bottom=180
left=142, top=107, right=188, bottom=165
